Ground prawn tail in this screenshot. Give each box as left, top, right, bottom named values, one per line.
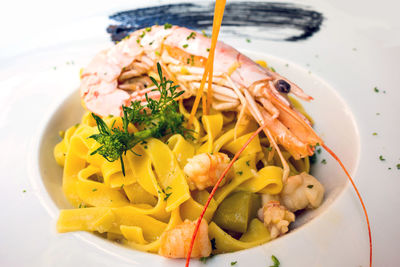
left=322, top=143, right=372, bottom=267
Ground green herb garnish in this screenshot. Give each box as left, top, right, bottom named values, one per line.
left=269, top=255, right=280, bottom=267
left=372, top=132, right=377, bottom=136
left=321, top=159, right=327, bottom=164
left=374, top=87, right=379, bottom=93
left=92, top=188, right=97, bottom=192
left=183, top=44, right=189, bottom=48
left=270, top=67, right=276, bottom=72
left=89, top=63, right=189, bottom=175
left=231, top=261, right=237, bottom=265
left=397, top=164, right=400, bottom=170
left=164, top=192, right=172, bottom=201
left=164, top=23, right=172, bottom=29
left=246, top=160, right=250, bottom=166
left=236, top=171, right=243, bottom=176
left=246, top=38, right=251, bottom=43
left=307, top=185, right=314, bottom=189
left=187, top=32, right=196, bottom=40
left=379, top=155, right=385, bottom=161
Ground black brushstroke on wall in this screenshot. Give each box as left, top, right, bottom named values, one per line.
left=107, top=2, right=323, bottom=43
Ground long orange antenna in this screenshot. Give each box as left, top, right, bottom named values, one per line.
left=188, top=0, right=226, bottom=124
left=185, top=122, right=268, bottom=267
left=322, top=144, right=372, bottom=267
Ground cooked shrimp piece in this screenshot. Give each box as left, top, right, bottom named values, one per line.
left=183, top=152, right=230, bottom=190
left=280, top=172, right=325, bottom=212
left=158, top=219, right=211, bottom=258
left=257, top=200, right=295, bottom=239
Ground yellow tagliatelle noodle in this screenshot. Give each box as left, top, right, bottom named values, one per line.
left=54, top=107, right=314, bottom=256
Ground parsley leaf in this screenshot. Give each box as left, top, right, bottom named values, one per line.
left=89, top=63, right=190, bottom=175
left=269, top=255, right=280, bottom=267
left=231, top=261, right=237, bottom=265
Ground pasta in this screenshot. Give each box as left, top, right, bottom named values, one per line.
left=55, top=102, right=324, bottom=256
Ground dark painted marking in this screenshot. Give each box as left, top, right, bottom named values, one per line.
left=107, top=2, right=323, bottom=43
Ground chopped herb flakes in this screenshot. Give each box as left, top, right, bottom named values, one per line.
left=321, top=159, right=327, bottom=164
left=379, top=155, right=385, bottom=161
left=164, top=192, right=172, bottom=201
left=92, top=188, right=98, bottom=192
left=200, top=254, right=214, bottom=263
left=397, top=164, right=400, bottom=170
left=246, top=38, right=251, bottom=43
left=307, top=185, right=314, bottom=189
left=120, top=184, right=124, bottom=189
left=317, top=148, right=322, bottom=154
left=374, top=87, right=379, bottom=93
left=246, top=160, right=250, bottom=166
left=164, top=23, right=172, bottom=29
left=269, top=255, right=280, bottom=267
left=22, top=189, right=26, bottom=193
left=236, top=171, right=243, bottom=176
left=206, top=48, right=210, bottom=52
left=146, top=27, right=152, bottom=32
left=372, top=132, right=377, bottom=136
left=270, top=67, right=276, bottom=72
left=183, top=44, right=189, bottom=48
left=187, top=32, right=196, bottom=40
left=231, top=261, right=237, bottom=266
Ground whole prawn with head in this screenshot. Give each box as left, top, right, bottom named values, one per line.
left=80, top=25, right=322, bottom=178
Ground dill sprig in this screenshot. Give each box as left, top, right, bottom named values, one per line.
left=89, top=62, right=189, bottom=175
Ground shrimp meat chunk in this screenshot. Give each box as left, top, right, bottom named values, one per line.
left=183, top=152, right=230, bottom=190
left=159, top=219, right=211, bottom=258
left=258, top=200, right=295, bottom=240
left=280, top=172, right=325, bottom=212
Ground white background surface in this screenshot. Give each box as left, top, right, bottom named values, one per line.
left=0, top=0, right=399, bottom=266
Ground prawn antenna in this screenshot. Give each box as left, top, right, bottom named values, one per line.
left=185, top=122, right=268, bottom=267
left=322, top=143, right=372, bottom=267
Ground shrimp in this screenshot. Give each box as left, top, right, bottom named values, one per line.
left=280, top=172, right=325, bottom=212
left=80, top=25, right=322, bottom=165
left=257, top=200, right=295, bottom=240
left=158, top=218, right=211, bottom=258
left=183, top=152, right=230, bottom=190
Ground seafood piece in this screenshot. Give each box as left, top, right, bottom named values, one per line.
left=257, top=200, right=295, bottom=239
left=280, top=172, right=325, bottom=212
left=79, top=25, right=322, bottom=162
left=184, top=152, right=230, bottom=190
left=159, top=219, right=211, bottom=258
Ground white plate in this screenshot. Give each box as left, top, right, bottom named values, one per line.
left=0, top=0, right=399, bottom=266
